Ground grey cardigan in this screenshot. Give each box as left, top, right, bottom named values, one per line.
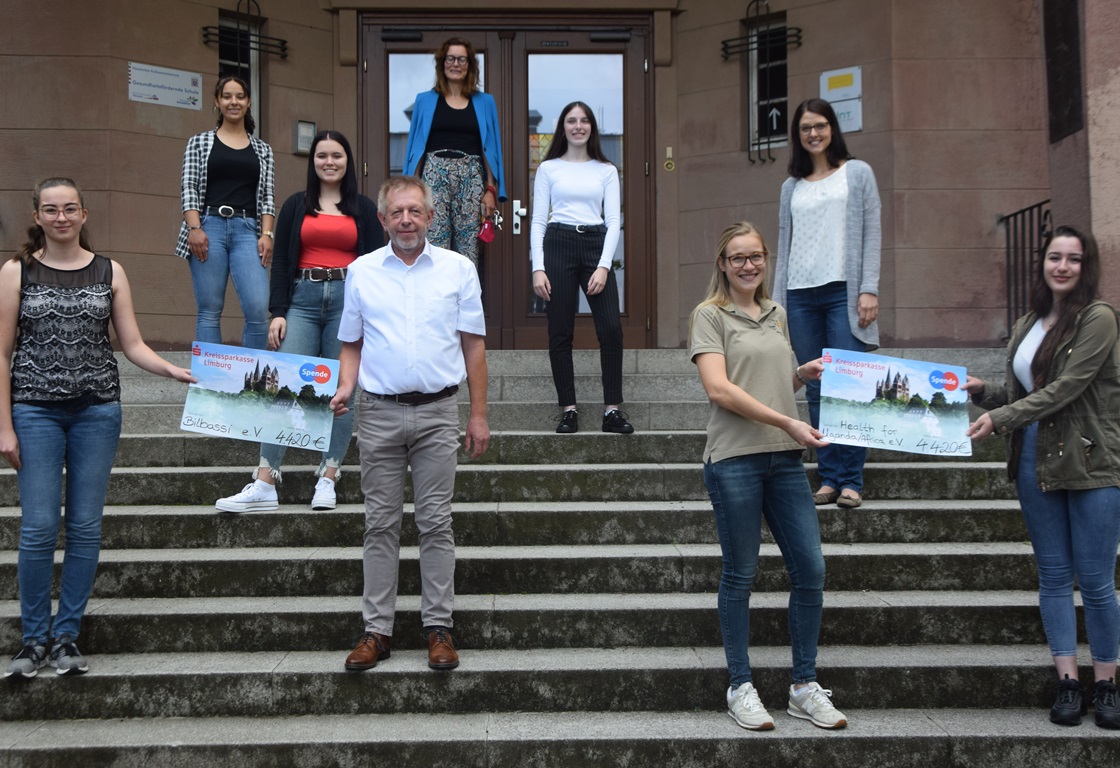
left=773, top=159, right=882, bottom=349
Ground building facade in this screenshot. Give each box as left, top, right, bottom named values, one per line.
left=1, top=0, right=1114, bottom=350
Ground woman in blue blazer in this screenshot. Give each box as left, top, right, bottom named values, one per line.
left=403, top=37, right=506, bottom=267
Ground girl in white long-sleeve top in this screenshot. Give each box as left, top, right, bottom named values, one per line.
left=530, top=101, right=631, bottom=435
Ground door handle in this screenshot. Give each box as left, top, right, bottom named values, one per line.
left=512, top=199, right=528, bottom=235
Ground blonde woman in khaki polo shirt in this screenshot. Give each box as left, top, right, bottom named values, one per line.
left=690, top=221, right=848, bottom=732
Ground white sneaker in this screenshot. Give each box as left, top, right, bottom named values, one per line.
left=311, top=476, right=337, bottom=510
left=727, top=682, right=775, bottom=730
left=216, top=481, right=278, bottom=513
left=787, top=682, right=848, bottom=729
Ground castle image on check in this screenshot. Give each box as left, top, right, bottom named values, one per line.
left=244, top=360, right=280, bottom=394
left=874, top=368, right=911, bottom=403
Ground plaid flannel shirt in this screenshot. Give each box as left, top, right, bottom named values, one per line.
left=175, top=130, right=275, bottom=259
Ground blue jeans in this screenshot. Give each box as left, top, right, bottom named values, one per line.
left=704, top=451, right=826, bottom=686
left=260, top=278, right=355, bottom=476
left=12, top=401, right=122, bottom=645
left=786, top=281, right=867, bottom=493
left=189, top=213, right=269, bottom=349
left=1016, top=422, right=1120, bottom=663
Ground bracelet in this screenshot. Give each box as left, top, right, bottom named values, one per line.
left=484, top=185, right=497, bottom=198
left=262, top=230, right=274, bottom=239
left=188, top=225, right=203, bottom=231
left=795, top=366, right=810, bottom=385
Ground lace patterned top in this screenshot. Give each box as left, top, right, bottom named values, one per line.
left=11, top=254, right=121, bottom=405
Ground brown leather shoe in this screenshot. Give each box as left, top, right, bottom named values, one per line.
left=344, top=632, right=390, bottom=671
left=424, top=626, right=459, bottom=670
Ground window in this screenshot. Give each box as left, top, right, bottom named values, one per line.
left=746, top=15, right=790, bottom=156
left=218, top=16, right=262, bottom=133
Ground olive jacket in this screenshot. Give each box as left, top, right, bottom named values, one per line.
left=973, top=300, right=1120, bottom=491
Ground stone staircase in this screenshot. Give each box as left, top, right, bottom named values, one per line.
left=1, top=349, right=1119, bottom=766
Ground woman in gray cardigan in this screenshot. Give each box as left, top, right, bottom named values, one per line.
left=773, top=98, right=881, bottom=509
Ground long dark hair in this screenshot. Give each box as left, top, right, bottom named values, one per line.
left=1029, top=224, right=1102, bottom=389
left=433, top=37, right=480, bottom=95
left=787, top=98, right=851, bottom=179
left=543, top=102, right=612, bottom=164
left=18, top=178, right=93, bottom=263
left=214, top=75, right=257, bottom=135
left=303, top=131, right=360, bottom=218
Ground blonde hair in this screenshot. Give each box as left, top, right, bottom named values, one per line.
left=688, top=222, right=770, bottom=340
left=695, top=221, right=770, bottom=310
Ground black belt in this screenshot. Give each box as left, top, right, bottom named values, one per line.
left=548, top=222, right=606, bottom=234
left=298, top=267, right=347, bottom=281
left=368, top=385, right=458, bottom=406
left=206, top=205, right=254, bottom=218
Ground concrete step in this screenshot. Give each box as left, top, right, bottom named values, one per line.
left=0, top=591, right=1059, bottom=654
left=118, top=401, right=718, bottom=434
left=0, top=462, right=1016, bottom=506
left=106, top=430, right=1007, bottom=468
left=2, top=709, right=1115, bottom=768
left=0, top=542, right=1049, bottom=600
left=0, top=645, right=1089, bottom=721
left=0, top=500, right=1028, bottom=551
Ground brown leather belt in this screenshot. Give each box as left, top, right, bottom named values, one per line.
left=298, top=267, right=347, bottom=281
left=368, top=385, right=458, bottom=406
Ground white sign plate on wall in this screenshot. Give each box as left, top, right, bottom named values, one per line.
left=820, top=66, right=862, bottom=133
left=128, top=62, right=202, bottom=110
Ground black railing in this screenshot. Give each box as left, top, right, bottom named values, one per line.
left=998, top=200, right=1051, bottom=337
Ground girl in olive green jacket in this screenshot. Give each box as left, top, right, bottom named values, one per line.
left=965, top=224, right=1120, bottom=729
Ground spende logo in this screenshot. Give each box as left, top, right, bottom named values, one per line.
left=928, top=370, right=959, bottom=391
left=299, top=362, right=332, bottom=384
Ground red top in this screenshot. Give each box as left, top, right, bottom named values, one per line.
left=298, top=213, right=359, bottom=269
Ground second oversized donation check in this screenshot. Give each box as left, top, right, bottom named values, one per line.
left=180, top=342, right=339, bottom=449
left=818, top=349, right=972, bottom=457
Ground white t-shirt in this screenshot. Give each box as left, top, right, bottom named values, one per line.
left=529, top=158, right=621, bottom=272
left=787, top=163, right=848, bottom=290
left=1013, top=318, right=1047, bottom=393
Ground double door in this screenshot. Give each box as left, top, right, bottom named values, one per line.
left=362, top=15, right=654, bottom=349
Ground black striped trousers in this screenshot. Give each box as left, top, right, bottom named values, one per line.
left=543, top=224, right=624, bottom=407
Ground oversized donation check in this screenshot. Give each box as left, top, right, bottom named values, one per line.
left=818, top=349, right=972, bottom=457
left=180, top=342, right=339, bottom=449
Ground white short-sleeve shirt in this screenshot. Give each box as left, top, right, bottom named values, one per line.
left=338, top=240, right=485, bottom=395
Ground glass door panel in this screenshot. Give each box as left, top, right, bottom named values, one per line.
left=526, top=54, right=625, bottom=315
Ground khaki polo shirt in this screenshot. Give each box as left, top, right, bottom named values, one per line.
left=689, top=300, right=803, bottom=463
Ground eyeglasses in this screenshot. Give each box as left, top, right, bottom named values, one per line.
left=799, top=122, right=830, bottom=135
left=444, top=55, right=470, bottom=66
left=38, top=204, right=84, bottom=219
left=723, top=252, right=768, bottom=268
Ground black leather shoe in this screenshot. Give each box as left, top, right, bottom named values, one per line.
left=555, top=409, right=579, bottom=434
left=1050, top=676, right=1085, bottom=725
left=1094, top=678, right=1120, bottom=729
left=602, top=409, right=634, bottom=434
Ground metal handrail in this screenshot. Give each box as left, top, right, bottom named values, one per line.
left=998, top=200, right=1051, bottom=338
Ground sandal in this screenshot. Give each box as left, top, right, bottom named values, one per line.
left=837, top=491, right=862, bottom=509
left=813, top=488, right=840, bottom=505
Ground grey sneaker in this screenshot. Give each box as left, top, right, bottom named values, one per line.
left=216, top=481, right=278, bottom=513
left=48, top=636, right=88, bottom=676
left=5, top=644, right=48, bottom=679
left=727, top=682, right=775, bottom=730
left=787, top=682, right=847, bottom=729
left=311, top=476, right=337, bottom=510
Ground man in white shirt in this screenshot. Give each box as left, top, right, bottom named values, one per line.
left=330, top=175, right=489, bottom=672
